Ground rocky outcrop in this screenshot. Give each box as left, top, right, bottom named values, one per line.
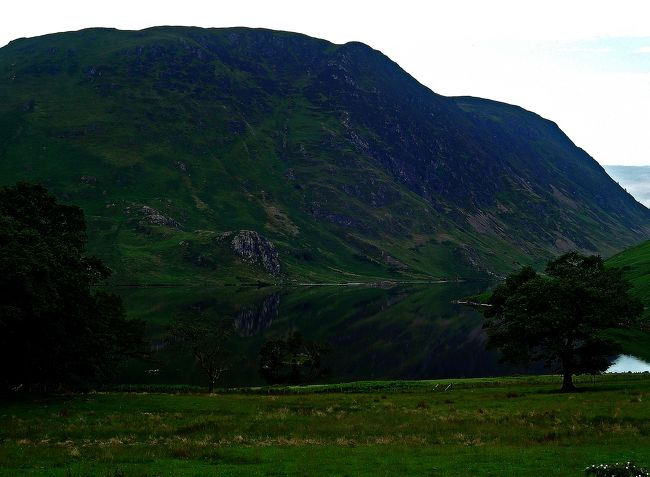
left=140, top=206, right=183, bottom=230
left=125, top=204, right=183, bottom=230
left=230, top=230, right=281, bottom=276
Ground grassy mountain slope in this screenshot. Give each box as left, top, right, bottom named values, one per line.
left=1, top=27, right=648, bottom=284
left=608, top=240, right=650, bottom=296
left=607, top=241, right=650, bottom=361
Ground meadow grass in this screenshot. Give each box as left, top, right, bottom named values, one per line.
left=1, top=374, right=649, bottom=476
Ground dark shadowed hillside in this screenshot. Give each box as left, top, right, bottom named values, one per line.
left=1, top=27, right=648, bottom=283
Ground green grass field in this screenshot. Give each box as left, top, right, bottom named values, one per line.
left=1, top=374, right=649, bottom=476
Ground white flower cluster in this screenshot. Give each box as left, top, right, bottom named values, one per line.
left=584, top=462, right=649, bottom=477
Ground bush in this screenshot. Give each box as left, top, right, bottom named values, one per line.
left=259, top=331, right=330, bottom=384
left=585, top=462, right=649, bottom=476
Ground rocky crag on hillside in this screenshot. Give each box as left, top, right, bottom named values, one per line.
left=226, top=230, right=281, bottom=276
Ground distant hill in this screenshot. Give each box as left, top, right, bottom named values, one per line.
left=603, top=165, right=650, bottom=208
left=1, top=27, right=649, bottom=284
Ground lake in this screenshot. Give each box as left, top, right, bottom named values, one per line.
left=115, top=282, right=545, bottom=387
left=607, top=355, right=650, bottom=373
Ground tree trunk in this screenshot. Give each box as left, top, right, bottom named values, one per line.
left=560, top=350, right=577, bottom=393
left=561, top=372, right=576, bottom=392
left=208, top=380, right=214, bottom=393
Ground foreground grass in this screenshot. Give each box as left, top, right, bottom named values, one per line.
left=1, top=375, right=649, bottom=476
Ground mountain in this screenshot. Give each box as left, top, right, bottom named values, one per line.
left=603, top=165, right=650, bottom=208
left=1, top=26, right=649, bottom=284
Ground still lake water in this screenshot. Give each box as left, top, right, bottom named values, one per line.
left=607, top=355, right=650, bottom=373
left=114, top=283, right=642, bottom=387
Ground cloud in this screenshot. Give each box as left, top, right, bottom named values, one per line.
left=603, top=166, right=650, bottom=207
left=566, top=46, right=613, bottom=53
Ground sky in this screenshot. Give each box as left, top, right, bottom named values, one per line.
left=2, top=0, right=650, bottom=166
left=604, top=165, right=650, bottom=207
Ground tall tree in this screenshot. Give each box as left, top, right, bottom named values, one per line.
left=483, top=252, right=645, bottom=392
left=0, top=183, right=144, bottom=392
left=168, top=313, right=234, bottom=393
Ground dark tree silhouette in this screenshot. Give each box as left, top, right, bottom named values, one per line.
left=168, top=313, right=233, bottom=392
left=259, top=331, right=330, bottom=385
left=0, top=183, right=144, bottom=392
left=482, top=252, right=645, bottom=392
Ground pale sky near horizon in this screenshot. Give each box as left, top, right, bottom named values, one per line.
left=2, top=0, right=650, bottom=166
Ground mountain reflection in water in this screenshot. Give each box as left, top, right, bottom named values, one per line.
left=116, top=283, right=534, bottom=387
